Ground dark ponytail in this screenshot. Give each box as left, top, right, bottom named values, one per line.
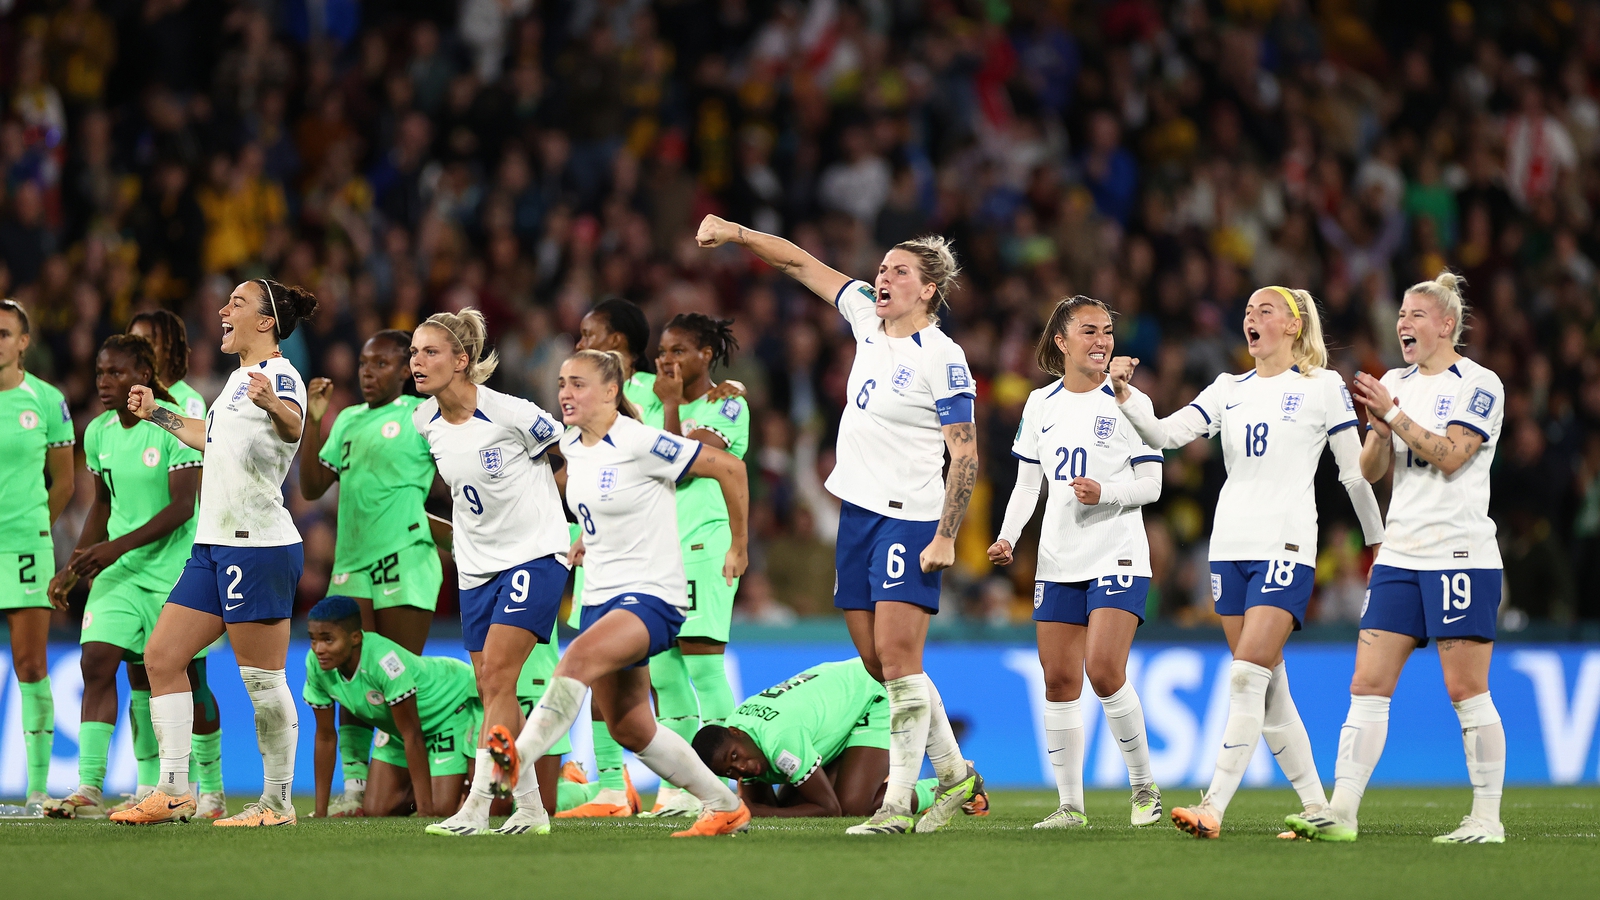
left=101, top=334, right=175, bottom=404
left=664, top=312, right=739, bottom=371
left=256, top=279, right=320, bottom=339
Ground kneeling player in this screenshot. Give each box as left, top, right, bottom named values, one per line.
left=305, top=598, right=479, bottom=817
left=692, top=660, right=966, bottom=818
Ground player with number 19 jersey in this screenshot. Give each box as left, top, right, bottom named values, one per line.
left=414, top=385, right=568, bottom=651
left=829, top=280, right=975, bottom=612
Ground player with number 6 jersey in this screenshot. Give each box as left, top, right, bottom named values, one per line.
left=1110, top=286, right=1385, bottom=840
left=410, top=308, right=568, bottom=838
left=697, top=214, right=983, bottom=837
left=1287, top=271, right=1510, bottom=846
left=990, top=296, right=1164, bottom=830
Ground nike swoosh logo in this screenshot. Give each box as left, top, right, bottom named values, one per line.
left=1106, top=590, right=1127, bottom=596
left=503, top=605, right=526, bottom=614
left=1222, top=742, right=1247, bottom=749
left=1225, top=403, right=1242, bottom=409
left=1048, top=747, right=1065, bottom=754
left=168, top=800, right=188, bottom=809
left=1041, top=424, right=1056, bottom=432
left=23, top=587, right=41, bottom=595
left=224, top=602, right=244, bottom=611
left=1119, top=737, right=1137, bottom=744
left=882, top=580, right=904, bottom=589
left=1261, top=586, right=1286, bottom=593
left=383, top=587, right=402, bottom=595
left=1443, top=615, right=1466, bottom=624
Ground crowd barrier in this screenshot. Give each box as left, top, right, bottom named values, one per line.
left=3, top=641, right=1597, bottom=795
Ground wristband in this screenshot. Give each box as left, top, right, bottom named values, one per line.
left=1382, top=403, right=1401, bottom=425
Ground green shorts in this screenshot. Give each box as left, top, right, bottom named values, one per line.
left=0, top=549, right=53, bottom=611
left=518, top=639, right=573, bottom=757
left=329, top=541, right=443, bottom=612
left=680, top=531, right=737, bottom=643
left=80, top=576, right=164, bottom=655
left=844, top=687, right=892, bottom=751
left=371, top=698, right=481, bottom=777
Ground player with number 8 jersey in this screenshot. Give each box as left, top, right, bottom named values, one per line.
left=1110, top=285, right=1385, bottom=840
left=411, top=308, right=568, bottom=838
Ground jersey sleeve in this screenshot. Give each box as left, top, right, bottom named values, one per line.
left=375, top=647, right=420, bottom=706
left=1011, top=393, right=1040, bottom=464
left=699, top=396, right=750, bottom=458
left=1124, top=389, right=1165, bottom=465
left=302, top=652, right=333, bottom=708
left=628, top=420, right=700, bottom=484
left=44, top=385, right=74, bottom=448
left=760, top=722, right=823, bottom=787
left=1186, top=374, right=1229, bottom=438
left=930, top=339, right=976, bottom=425
left=268, top=360, right=306, bottom=411
left=834, top=279, right=882, bottom=340
left=318, top=408, right=349, bottom=474
left=1322, top=371, right=1359, bottom=435
left=84, top=421, right=102, bottom=476
left=504, top=394, right=563, bottom=459
left=1450, top=367, right=1504, bottom=444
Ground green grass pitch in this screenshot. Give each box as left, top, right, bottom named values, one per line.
left=3, top=788, right=1595, bottom=898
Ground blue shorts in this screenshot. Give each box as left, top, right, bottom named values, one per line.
left=1033, top=575, right=1150, bottom=625
left=1210, top=559, right=1314, bottom=629
left=1361, top=564, right=1500, bottom=643
left=167, top=543, right=304, bottom=623
left=578, top=593, right=686, bottom=668
left=833, top=501, right=942, bottom=614
left=458, top=555, right=567, bottom=653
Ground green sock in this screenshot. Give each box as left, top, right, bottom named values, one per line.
left=192, top=731, right=222, bottom=793
left=650, top=647, right=700, bottom=743
left=338, top=723, right=373, bottom=786
left=129, top=690, right=158, bottom=787
left=77, top=721, right=115, bottom=793
left=556, top=779, right=603, bottom=812
left=914, top=777, right=939, bottom=814
left=19, top=678, right=54, bottom=795
left=592, top=720, right=627, bottom=791
left=683, top=653, right=735, bottom=726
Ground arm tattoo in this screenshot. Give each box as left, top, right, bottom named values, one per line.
left=1394, top=413, right=1477, bottom=468
left=150, top=407, right=184, bottom=433
left=737, top=225, right=745, bottom=244
left=938, top=423, right=978, bottom=538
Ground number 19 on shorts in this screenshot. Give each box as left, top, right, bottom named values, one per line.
left=1440, top=572, right=1471, bottom=611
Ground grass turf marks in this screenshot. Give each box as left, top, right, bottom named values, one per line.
left=2, top=788, right=1595, bottom=900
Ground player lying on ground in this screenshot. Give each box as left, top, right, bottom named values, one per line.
left=693, top=659, right=969, bottom=818
left=1286, top=270, right=1509, bottom=845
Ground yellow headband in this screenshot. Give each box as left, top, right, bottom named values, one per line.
left=1267, top=285, right=1301, bottom=319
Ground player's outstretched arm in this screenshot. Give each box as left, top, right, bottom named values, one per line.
left=751, top=771, right=845, bottom=818
left=129, top=385, right=207, bottom=450
left=924, top=421, right=978, bottom=573
left=687, top=445, right=749, bottom=584
left=311, top=706, right=338, bottom=818
left=391, top=696, right=437, bottom=816
left=696, top=215, right=851, bottom=306
left=1109, top=360, right=1210, bottom=449
left=299, top=377, right=337, bottom=499
left=69, top=467, right=199, bottom=580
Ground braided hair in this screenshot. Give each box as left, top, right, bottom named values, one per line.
left=127, top=309, right=190, bottom=386
left=100, top=334, right=175, bottom=404
left=664, top=312, right=739, bottom=372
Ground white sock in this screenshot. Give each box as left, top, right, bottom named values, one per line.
left=456, top=749, right=495, bottom=820
left=921, top=675, right=966, bottom=785
left=884, top=675, right=932, bottom=814
left=151, top=692, right=194, bottom=796
left=240, top=667, right=298, bottom=812
left=1454, top=692, right=1505, bottom=824
left=512, top=759, right=544, bottom=811
left=635, top=727, right=740, bottom=812
left=1262, top=661, right=1326, bottom=811
left=1043, top=699, right=1085, bottom=809
left=1330, top=694, right=1390, bottom=823
left=514, top=676, right=586, bottom=763
left=1206, top=660, right=1272, bottom=817
left=1097, top=681, right=1152, bottom=786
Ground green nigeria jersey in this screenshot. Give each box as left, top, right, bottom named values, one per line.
left=303, top=632, right=476, bottom=737
left=319, top=396, right=436, bottom=571
left=626, top=372, right=663, bottom=425
left=726, top=660, right=886, bottom=787
left=168, top=379, right=208, bottom=420
left=671, top=392, right=749, bottom=543
left=0, top=373, right=74, bottom=551
left=84, top=405, right=203, bottom=590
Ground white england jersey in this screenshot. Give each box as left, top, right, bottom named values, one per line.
left=1185, top=366, right=1358, bottom=566
left=1013, top=379, right=1163, bottom=582
left=414, top=386, right=568, bottom=589
left=563, top=414, right=700, bottom=608
left=825, top=280, right=976, bottom=521
left=1373, top=358, right=1504, bottom=570
left=196, top=357, right=306, bottom=547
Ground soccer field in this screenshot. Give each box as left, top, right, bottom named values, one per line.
left=3, top=788, right=1594, bottom=899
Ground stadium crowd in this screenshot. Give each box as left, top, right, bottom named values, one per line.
left=2, top=0, right=1597, bottom=629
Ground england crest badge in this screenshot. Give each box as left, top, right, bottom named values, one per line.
left=479, top=447, right=505, bottom=475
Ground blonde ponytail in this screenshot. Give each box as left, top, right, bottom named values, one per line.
left=1405, top=269, right=1469, bottom=346
left=1265, top=286, right=1328, bottom=374
left=569, top=349, right=639, bottom=419
left=421, top=308, right=499, bottom=384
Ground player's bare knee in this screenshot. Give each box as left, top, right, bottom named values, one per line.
left=1443, top=674, right=1488, bottom=704
left=1042, top=674, right=1082, bottom=702
left=11, top=656, right=47, bottom=683
left=1085, top=662, right=1124, bottom=698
